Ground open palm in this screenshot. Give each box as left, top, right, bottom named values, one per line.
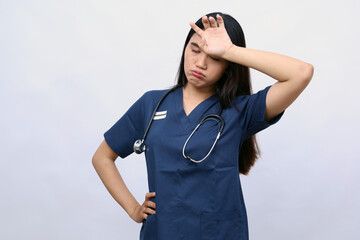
left=190, top=14, right=234, bottom=58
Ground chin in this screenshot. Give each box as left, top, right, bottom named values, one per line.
left=188, top=78, right=204, bottom=87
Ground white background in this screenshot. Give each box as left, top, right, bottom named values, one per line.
left=1, top=0, right=359, bottom=239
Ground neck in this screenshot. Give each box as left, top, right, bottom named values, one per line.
left=183, top=83, right=216, bottom=101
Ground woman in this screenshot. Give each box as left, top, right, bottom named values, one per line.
left=92, top=12, right=313, bottom=240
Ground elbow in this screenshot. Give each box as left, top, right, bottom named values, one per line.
left=294, top=63, right=314, bottom=87
left=92, top=154, right=115, bottom=169
left=92, top=154, right=102, bottom=169
left=301, top=63, right=314, bottom=84
left=92, top=155, right=98, bottom=168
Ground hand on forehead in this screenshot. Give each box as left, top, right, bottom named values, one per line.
left=190, top=14, right=225, bottom=37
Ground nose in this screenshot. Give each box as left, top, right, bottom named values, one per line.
left=195, top=52, right=207, bottom=70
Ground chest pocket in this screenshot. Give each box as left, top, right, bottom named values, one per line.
left=200, top=210, right=244, bottom=240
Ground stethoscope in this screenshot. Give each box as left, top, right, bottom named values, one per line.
left=133, top=87, right=225, bottom=163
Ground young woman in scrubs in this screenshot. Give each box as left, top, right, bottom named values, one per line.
left=92, top=12, right=314, bottom=240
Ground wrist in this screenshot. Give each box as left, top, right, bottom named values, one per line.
left=128, top=203, right=141, bottom=219
left=222, top=43, right=236, bottom=60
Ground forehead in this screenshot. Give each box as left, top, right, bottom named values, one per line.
left=188, top=33, right=202, bottom=44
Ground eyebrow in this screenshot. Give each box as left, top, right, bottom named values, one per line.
left=190, top=42, right=200, bottom=48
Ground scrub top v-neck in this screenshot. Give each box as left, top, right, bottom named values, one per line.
left=174, top=87, right=220, bottom=131
left=104, top=85, right=284, bottom=240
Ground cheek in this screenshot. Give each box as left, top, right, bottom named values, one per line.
left=184, top=51, right=192, bottom=70
left=212, top=65, right=227, bottom=77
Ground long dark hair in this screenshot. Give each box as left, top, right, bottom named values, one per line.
left=174, top=12, right=260, bottom=175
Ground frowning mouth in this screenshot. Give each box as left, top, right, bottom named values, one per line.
left=191, top=70, right=205, bottom=78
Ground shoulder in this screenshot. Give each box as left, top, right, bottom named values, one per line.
left=123, top=89, right=170, bottom=119
left=135, top=88, right=172, bottom=108
left=143, top=89, right=169, bottom=99
left=228, top=86, right=272, bottom=114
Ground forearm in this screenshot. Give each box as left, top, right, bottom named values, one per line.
left=92, top=157, right=140, bottom=217
left=223, top=45, right=312, bottom=82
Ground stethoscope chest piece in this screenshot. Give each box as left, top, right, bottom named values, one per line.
left=134, top=139, right=146, bottom=154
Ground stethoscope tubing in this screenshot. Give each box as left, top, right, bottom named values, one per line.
left=134, top=87, right=225, bottom=163
left=141, top=87, right=176, bottom=141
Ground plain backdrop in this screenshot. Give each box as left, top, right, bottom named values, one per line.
left=1, top=0, right=360, bottom=239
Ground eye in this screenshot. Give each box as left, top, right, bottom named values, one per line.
left=191, top=49, right=200, bottom=53
left=210, top=56, right=220, bottom=61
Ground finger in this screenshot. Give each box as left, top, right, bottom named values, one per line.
left=144, top=212, right=155, bottom=220
left=145, top=192, right=156, bottom=200
left=209, top=16, right=218, bottom=28
left=216, top=14, right=225, bottom=28
left=189, top=22, right=203, bottom=36
left=146, top=200, right=156, bottom=209
left=202, top=15, right=210, bottom=30
left=143, top=206, right=156, bottom=215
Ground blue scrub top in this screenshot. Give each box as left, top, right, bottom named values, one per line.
left=104, top=85, right=283, bottom=240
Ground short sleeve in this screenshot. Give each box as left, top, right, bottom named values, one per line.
left=103, top=92, right=148, bottom=158
left=242, top=85, right=284, bottom=140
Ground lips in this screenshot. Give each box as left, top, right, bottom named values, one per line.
left=191, top=70, right=205, bottom=78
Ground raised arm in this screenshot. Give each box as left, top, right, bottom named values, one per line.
left=223, top=45, right=313, bottom=121
left=190, top=14, right=314, bottom=121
